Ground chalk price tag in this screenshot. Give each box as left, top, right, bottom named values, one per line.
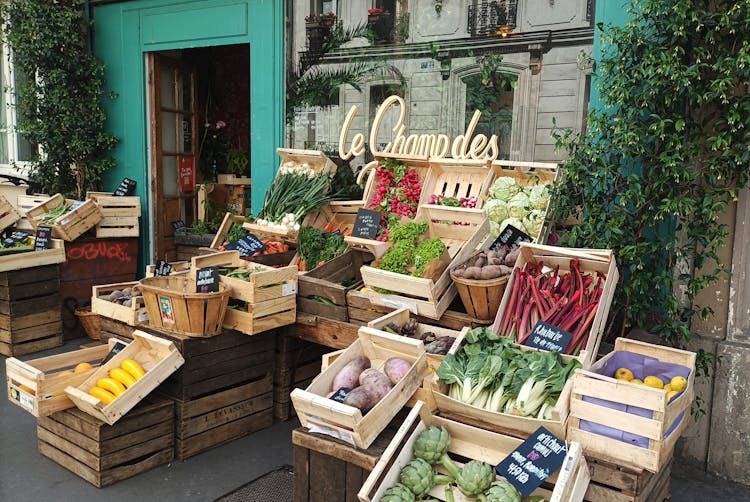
left=224, top=233, right=266, bottom=256
left=351, top=208, right=381, bottom=240
left=196, top=266, right=219, bottom=293
left=3, top=230, right=30, bottom=247
left=154, top=260, right=172, bottom=277
left=524, top=321, right=575, bottom=354
left=330, top=387, right=351, bottom=403
left=495, top=426, right=568, bottom=497
left=113, top=178, right=137, bottom=196
left=490, top=224, right=533, bottom=251
left=171, top=220, right=186, bottom=232
left=34, top=226, right=52, bottom=251
left=101, top=340, right=129, bottom=365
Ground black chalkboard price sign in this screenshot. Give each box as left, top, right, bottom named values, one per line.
left=3, top=231, right=30, bottom=248
left=34, top=226, right=53, bottom=251
left=154, top=260, right=172, bottom=277
left=495, top=426, right=568, bottom=497
left=224, top=233, right=266, bottom=256
left=351, top=208, right=381, bottom=240
left=490, top=223, right=533, bottom=251
left=330, top=387, right=351, bottom=403
left=113, top=178, right=137, bottom=196
left=524, top=321, right=575, bottom=354
left=195, top=266, right=219, bottom=293
left=171, top=220, right=186, bottom=232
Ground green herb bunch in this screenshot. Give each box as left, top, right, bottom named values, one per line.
left=298, top=226, right=347, bottom=270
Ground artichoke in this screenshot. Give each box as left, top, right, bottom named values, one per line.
left=486, top=479, right=522, bottom=502
left=400, top=457, right=454, bottom=499
left=456, top=460, right=495, bottom=499
left=413, top=426, right=461, bottom=480
left=381, top=483, right=416, bottom=502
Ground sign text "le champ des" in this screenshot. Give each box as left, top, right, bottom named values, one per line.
left=338, top=95, right=501, bottom=161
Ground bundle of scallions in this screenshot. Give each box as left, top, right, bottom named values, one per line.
left=255, top=163, right=336, bottom=233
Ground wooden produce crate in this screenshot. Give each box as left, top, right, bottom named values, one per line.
left=0, top=264, right=63, bottom=356
left=86, top=192, right=142, bottom=217
left=291, top=329, right=427, bottom=449
left=6, top=343, right=110, bottom=417
left=419, top=158, right=493, bottom=207
left=568, top=338, right=695, bottom=472
left=584, top=454, right=672, bottom=502
left=173, top=373, right=273, bottom=461
left=304, top=202, right=360, bottom=235
left=37, top=397, right=174, bottom=488
left=144, top=260, right=191, bottom=277
left=26, top=194, right=104, bottom=241
left=294, top=313, right=362, bottom=349
left=347, top=288, right=394, bottom=326
left=210, top=212, right=248, bottom=249
left=491, top=243, right=619, bottom=369
left=95, top=217, right=139, bottom=238
left=359, top=402, right=590, bottom=502
left=209, top=212, right=296, bottom=266
left=91, top=281, right=147, bottom=326
left=16, top=194, right=51, bottom=230
left=65, top=330, right=184, bottom=425
left=297, top=250, right=370, bottom=323
left=0, top=238, right=66, bottom=274
left=191, top=251, right=298, bottom=336
left=359, top=205, right=489, bottom=319
left=0, top=193, right=22, bottom=232
left=274, top=331, right=329, bottom=420
left=217, top=173, right=252, bottom=185
left=431, top=328, right=576, bottom=439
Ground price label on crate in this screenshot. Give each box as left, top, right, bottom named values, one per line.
left=171, top=220, right=186, bottom=232
left=525, top=321, right=574, bottom=354
left=3, top=230, right=30, bottom=247
left=224, top=233, right=266, bottom=256
left=196, top=266, right=219, bottom=293
left=330, top=387, right=351, bottom=403
left=101, top=340, right=129, bottom=365
left=351, top=208, right=381, bottom=240
left=154, top=260, right=172, bottom=277
left=34, top=226, right=52, bottom=251
left=113, top=178, right=137, bottom=196
left=495, top=426, right=568, bottom=497
left=490, top=223, right=533, bottom=251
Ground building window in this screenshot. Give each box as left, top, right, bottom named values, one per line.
left=468, top=0, right=518, bottom=38
left=463, top=72, right=516, bottom=159
left=310, top=0, right=337, bottom=15
left=0, top=43, right=35, bottom=175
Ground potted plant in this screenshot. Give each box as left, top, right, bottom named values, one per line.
left=367, top=8, right=394, bottom=44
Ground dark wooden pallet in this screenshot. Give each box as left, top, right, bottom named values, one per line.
left=172, top=373, right=274, bottom=461
left=584, top=454, right=672, bottom=502
left=0, top=307, right=62, bottom=357
left=37, top=397, right=174, bottom=488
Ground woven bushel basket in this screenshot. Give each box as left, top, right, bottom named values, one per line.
left=139, top=275, right=231, bottom=337
left=75, top=306, right=101, bottom=340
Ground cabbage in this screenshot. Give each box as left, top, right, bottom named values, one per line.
left=499, top=217, right=525, bottom=234
left=485, top=199, right=509, bottom=224
left=489, top=220, right=502, bottom=239
left=506, top=192, right=531, bottom=219
left=523, top=210, right=545, bottom=238
left=526, top=185, right=550, bottom=211
left=489, top=177, right=521, bottom=202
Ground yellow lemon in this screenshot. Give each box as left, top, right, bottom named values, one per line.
left=74, top=362, right=93, bottom=374
left=663, top=384, right=673, bottom=392
left=643, top=376, right=664, bottom=389
left=670, top=376, right=687, bottom=393
left=667, top=390, right=679, bottom=401
left=614, top=368, right=634, bottom=381
left=630, top=379, right=644, bottom=385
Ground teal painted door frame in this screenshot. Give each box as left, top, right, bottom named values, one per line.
left=92, top=0, right=284, bottom=269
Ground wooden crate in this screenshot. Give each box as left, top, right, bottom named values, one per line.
left=217, top=173, right=252, bottom=185
left=491, top=243, right=619, bottom=369
left=173, top=373, right=273, bottom=461
left=6, top=343, right=110, bottom=417
left=0, top=238, right=66, bottom=274
left=191, top=250, right=298, bottom=335
left=419, top=158, right=493, bottom=207
left=295, top=313, right=362, bottom=349
left=86, top=192, right=141, bottom=217
left=0, top=193, right=22, bottom=232
left=26, top=194, right=104, bottom=241
left=37, top=397, right=174, bottom=488
left=298, top=250, right=371, bottom=322
left=65, top=330, right=185, bottom=425
left=274, top=332, right=329, bottom=420
left=0, top=264, right=63, bottom=356
left=431, top=328, right=576, bottom=439
left=359, top=402, right=590, bottom=502
left=95, top=217, right=139, bottom=238
left=291, top=329, right=427, bottom=449
left=209, top=213, right=297, bottom=266
left=358, top=205, right=489, bottom=319
left=144, top=260, right=191, bottom=277
left=584, top=454, right=672, bottom=502
left=210, top=212, right=248, bottom=249
left=568, top=338, right=695, bottom=472
left=16, top=194, right=51, bottom=230
left=91, top=281, right=147, bottom=326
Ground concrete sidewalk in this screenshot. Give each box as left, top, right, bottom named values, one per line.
left=3, top=339, right=750, bottom=501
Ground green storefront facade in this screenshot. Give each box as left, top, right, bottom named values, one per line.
left=91, top=0, right=284, bottom=266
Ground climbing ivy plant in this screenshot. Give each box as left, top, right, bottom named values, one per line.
left=1, top=0, right=117, bottom=199
left=553, top=1, right=749, bottom=377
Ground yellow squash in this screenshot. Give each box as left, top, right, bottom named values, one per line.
left=121, top=359, right=145, bottom=380
left=97, top=377, right=126, bottom=397
left=89, top=386, right=116, bottom=405
left=109, top=367, right=137, bottom=389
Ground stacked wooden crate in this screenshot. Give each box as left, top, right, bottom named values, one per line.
left=0, top=265, right=63, bottom=356
left=584, top=455, right=672, bottom=502
left=26, top=194, right=103, bottom=241
left=87, top=192, right=141, bottom=238
left=273, top=330, right=329, bottom=420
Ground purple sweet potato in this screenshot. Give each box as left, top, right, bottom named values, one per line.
left=383, top=357, right=412, bottom=385
left=331, top=356, right=371, bottom=392
left=343, top=386, right=374, bottom=412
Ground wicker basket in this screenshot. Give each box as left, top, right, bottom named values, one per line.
left=75, top=307, right=101, bottom=340
left=138, top=275, right=231, bottom=337
left=450, top=269, right=509, bottom=324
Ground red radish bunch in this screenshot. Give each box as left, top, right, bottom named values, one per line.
left=497, top=258, right=605, bottom=355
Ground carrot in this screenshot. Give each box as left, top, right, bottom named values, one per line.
left=299, top=259, right=306, bottom=272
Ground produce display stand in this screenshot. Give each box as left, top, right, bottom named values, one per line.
left=0, top=263, right=63, bottom=356
left=6, top=342, right=111, bottom=417
left=91, top=281, right=147, bottom=326
left=568, top=338, right=695, bottom=473
left=86, top=191, right=141, bottom=238
left=37, top=396, right=175, bottom=488
left=0, top=192, right=22, bottom=232
left=584, top=454, right=672, bottom=502
left=26, top=193, right=104, bottom=241
left=359, top=402, right=590, bottom=502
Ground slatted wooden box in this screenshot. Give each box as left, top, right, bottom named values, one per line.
left=274, top=332, right=329, bottom=420
left=37, top=396, right=174, bottom=488
left=87, top=192, right=141, bottom=238
left=359, top=402, right=590, bottom=502
left=26, top=194, right=103, bottom=241
left=91, top=281, right=147, bottom=326
left=291, top=329, right=427, bottom=449
left=419, top=158, right=493, bottom=207
left=65, top=330, right=184, bottom=425
left=584, top=454, right=672, bottom=502
left=0, top=238, right=66, bottom=274
left=0, top=193, right=22, bottom=232
left=16, top=194, right=51, bottom=231
left=0, top=264, right=63, bottom=356
left=6, top=343, right=110, bottom=417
